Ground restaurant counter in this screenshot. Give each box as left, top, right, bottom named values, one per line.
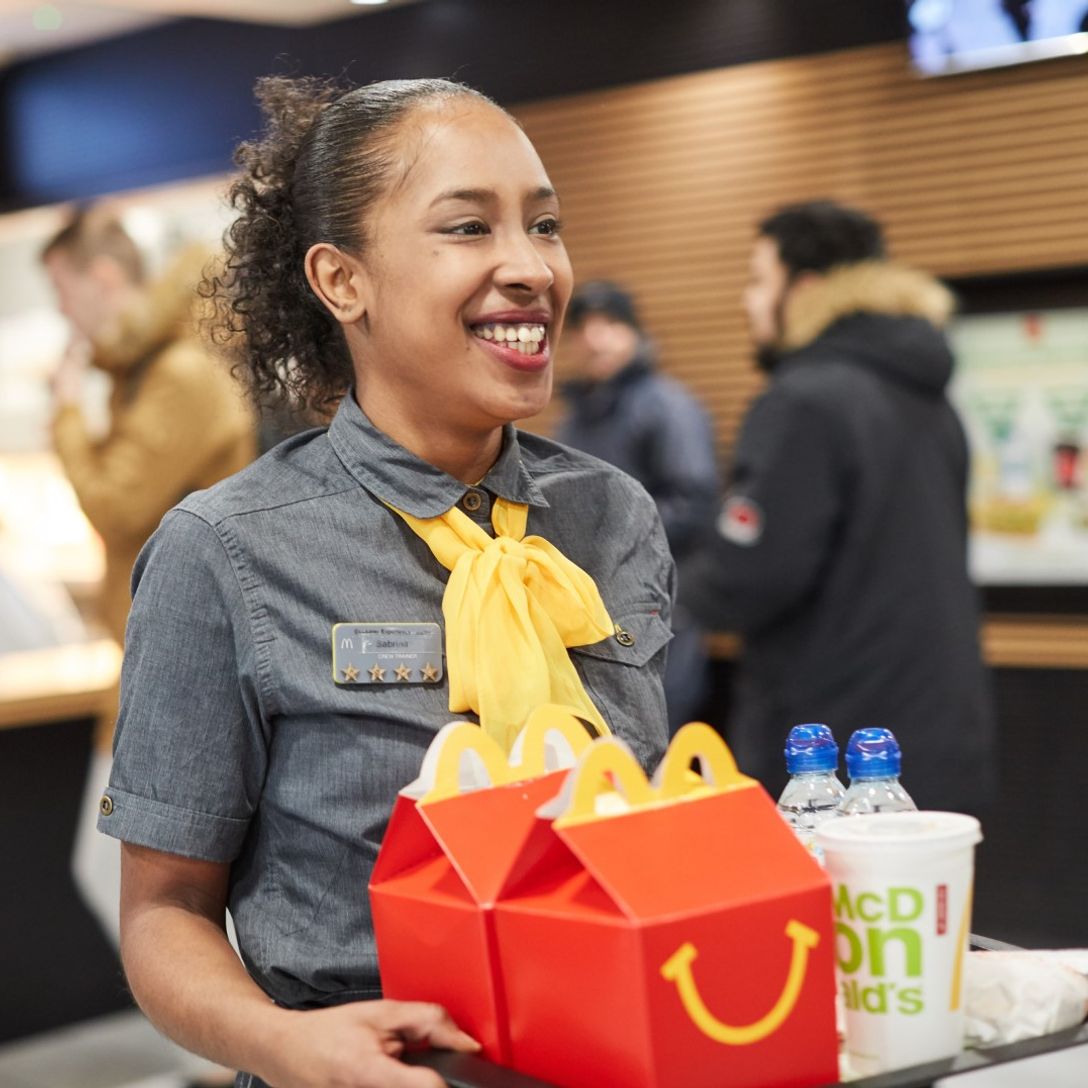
left=0, top=637, right=120, bottom=730
left=705, top=613, right=1088, bottom=670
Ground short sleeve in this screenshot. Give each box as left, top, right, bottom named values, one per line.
left=97, top=508, right=269, bottom=862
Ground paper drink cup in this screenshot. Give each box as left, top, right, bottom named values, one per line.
left=814, top=812, right=982, bottom=1076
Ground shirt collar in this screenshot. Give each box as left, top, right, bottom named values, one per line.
left=327, top=392, right=548, bottom=518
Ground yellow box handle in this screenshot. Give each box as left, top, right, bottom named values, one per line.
left=419, top=705, right=597, bottom=804
left=512, top=704, right=597, bottom=778
left=424, top=723, right=512, bottom=804
left=553, top=722, right=756, bottom=827
left=560, top=738, right=656, bottom=823
left=656, top=722, right=756, bottom=799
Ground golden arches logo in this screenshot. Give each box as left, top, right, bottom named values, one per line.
left=660, top=920, right=820, bottom=1046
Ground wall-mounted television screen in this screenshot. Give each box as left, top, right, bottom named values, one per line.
left=907, top=0, right=1088, bottom=75
left=948, top=305, right=1088, bottom=585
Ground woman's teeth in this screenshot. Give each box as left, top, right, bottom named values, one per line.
left=473, top=323, right=546, bottom=354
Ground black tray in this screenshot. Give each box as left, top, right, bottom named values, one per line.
left=404, top=934, right=1088, bottom=1088
left=407, top=1023, right=1088, bottom=1088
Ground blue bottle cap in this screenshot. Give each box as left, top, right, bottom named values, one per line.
left=845, top=727, right=902, bottom=779
left=784, top=723, right=838, bottom=774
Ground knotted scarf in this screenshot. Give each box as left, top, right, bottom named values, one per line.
left=390, top=497, right=614, bottom=751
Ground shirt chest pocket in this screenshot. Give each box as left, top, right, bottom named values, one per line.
left=569, top=606, right=672, bottom=670
left=569, top=606, right=672, bottom=747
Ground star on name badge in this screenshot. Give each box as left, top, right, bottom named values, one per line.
left=332, top=622, right=444, bottom=686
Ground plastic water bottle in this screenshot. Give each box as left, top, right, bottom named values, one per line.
left=776, top=723, right=846, bottom=861
left=837, top=727, right=918, bottom=816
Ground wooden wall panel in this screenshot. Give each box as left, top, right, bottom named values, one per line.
left=512, top=43, right=1088, bottom=453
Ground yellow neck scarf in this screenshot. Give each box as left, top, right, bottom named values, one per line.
left=390, top=497, right=614, bottom=751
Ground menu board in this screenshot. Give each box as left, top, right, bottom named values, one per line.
left=948, top=308, right=1088, bottom=584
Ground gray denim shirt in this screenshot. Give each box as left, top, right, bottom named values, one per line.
left=99, top=393, right=672, bottom=1011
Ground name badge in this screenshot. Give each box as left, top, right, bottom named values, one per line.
left=332, top=622, right=444, bottom=685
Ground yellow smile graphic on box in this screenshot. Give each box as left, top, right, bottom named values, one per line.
left=660, top=920, right=820, bottom=1045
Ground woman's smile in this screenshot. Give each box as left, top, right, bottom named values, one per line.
left=470, top=308, right=551, bottom=372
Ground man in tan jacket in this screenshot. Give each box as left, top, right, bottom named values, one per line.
left=43, top=209, right=254, bottom=1087
left=44, top=208, right=256, bottom=667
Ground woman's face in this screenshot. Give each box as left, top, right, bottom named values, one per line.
left=349, top=98, right=573, bottom=438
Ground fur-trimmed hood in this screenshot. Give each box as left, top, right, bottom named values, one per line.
left=91, top=244, right=210, bottom=375
left=779, top=261, right=958, bottom=396
left=782, top=261, right=955, bottom=349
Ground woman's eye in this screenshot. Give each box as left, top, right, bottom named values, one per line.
left=530, top=217, right=563, bottom=237
left=447, top=221, right=489, bottom=236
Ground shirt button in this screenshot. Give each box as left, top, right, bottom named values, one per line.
left=462, top=490, right=484, bottom=513
left=99, top=795, right=114, bottom=817
left=615, top=625, right=635, bottom=647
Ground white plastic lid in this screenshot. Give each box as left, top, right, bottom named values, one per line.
left=815, top=811, right=982, bottom=854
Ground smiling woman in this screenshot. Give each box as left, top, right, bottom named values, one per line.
left=98, top=76, right=672, bottom=1088
left=205, top=76, right=574, bottom=483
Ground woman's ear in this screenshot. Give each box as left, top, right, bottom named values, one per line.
left=304, top=242, right=368, bottom=325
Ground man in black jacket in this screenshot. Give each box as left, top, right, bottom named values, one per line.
left=680, top=201, right=996, bottom=812
left=558, top=281, right=720, bottom=730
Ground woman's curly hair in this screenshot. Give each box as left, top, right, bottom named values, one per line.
left=203, top=75, right=494, bottom=417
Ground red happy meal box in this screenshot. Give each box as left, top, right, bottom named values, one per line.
left=492, top=723, right=840, bottom=1088
left=369, top=705, right=595, bottom=1063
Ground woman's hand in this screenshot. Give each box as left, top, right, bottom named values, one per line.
left=119, top=844, right=478, bottom=1088
left=262, top=999, right=480, bottom=1088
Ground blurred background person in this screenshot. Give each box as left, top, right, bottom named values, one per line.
left=43, top=206, right=257, bottom=665
left=557, top=280, right=720, bottom=731
left=679, top=200, right=996, bottom=813
left=42, top=205, right=254, bottom=1088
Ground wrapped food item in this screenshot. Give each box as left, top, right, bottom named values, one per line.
left=965, top=950, right=1088, bottom=1046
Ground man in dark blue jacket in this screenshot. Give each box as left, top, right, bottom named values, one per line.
left=680, top=202, right=996, bottom=813
left=558, top=281, right=720, bottom=730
